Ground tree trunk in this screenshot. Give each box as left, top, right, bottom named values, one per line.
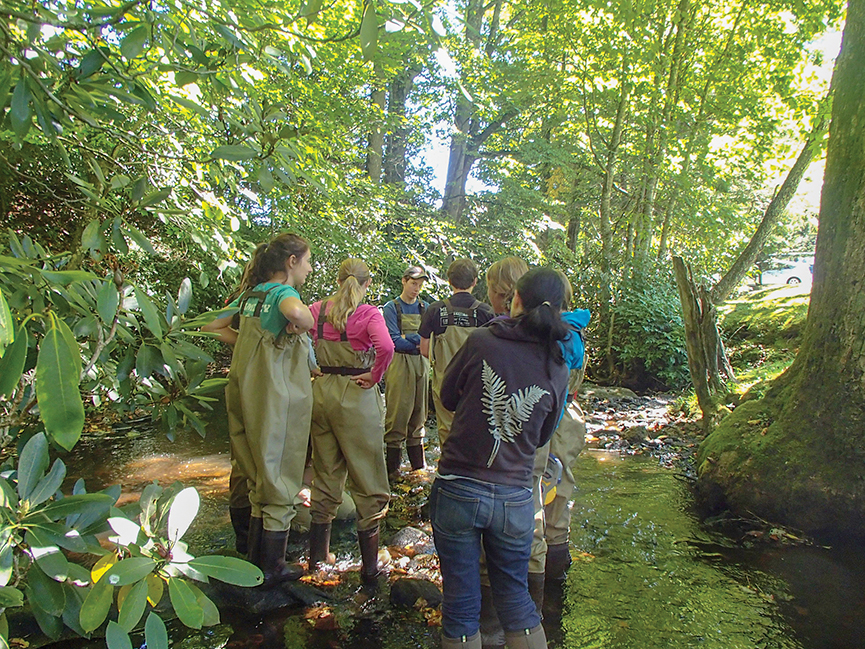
left=697, top=0, right=865, bottom=535
left=383, top=67, right=420, bottom=185
left=366, top=65, right=387, bottom=183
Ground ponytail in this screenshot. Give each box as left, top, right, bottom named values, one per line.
left=327, top=258, right=370, bottom=332
left=514, top=268, right=570, bottom=364
left=237, top=233, right=309, bottom=294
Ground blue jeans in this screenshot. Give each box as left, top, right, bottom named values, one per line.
left=431, top=477, right=539, bottom=640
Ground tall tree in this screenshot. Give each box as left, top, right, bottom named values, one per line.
left=697, top=0, right=865, bottom=534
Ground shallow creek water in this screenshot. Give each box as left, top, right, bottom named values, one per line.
left=49, top=404, right=865, bottom=649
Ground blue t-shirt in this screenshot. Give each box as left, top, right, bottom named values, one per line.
left=230, top=282, right=301, bottom=337
left=382, top=297, right=428, bottom=353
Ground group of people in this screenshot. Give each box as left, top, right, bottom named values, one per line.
left=203, top=232, right=591, bottom=649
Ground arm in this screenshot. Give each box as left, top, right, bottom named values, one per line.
left=538, top=384, right=568, bottom=447
left=383, top=301, right=418, bottom=353
left=201, top=314, right=237, bottom=346
left=279, top=296, right=314, bottom=333
left=418, top=305, right=436, bottom=358
left=366, top=309, right=395, bottom=384
left=420, top=336, right=430, bottom=358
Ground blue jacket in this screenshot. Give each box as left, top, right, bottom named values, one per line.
left=559, top=309, right=590, bottom=371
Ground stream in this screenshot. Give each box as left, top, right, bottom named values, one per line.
left=43, top=389, right=865, bottom=649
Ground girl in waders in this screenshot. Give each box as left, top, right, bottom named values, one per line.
left=203, top=233, right=314, bottom=586
left=307, top=259, right=395, bottom=585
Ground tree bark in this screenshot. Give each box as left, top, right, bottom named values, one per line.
left=366, top=64, right=387, bottom=183
left=383, top=67, right=420, bottom=185
left=697, top=0, right=865, bottom=535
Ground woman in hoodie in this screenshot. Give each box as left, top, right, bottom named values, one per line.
left=431, top=268, right=570, bottom=649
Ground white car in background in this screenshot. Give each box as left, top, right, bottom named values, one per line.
left=760, top=258, right=814, bottom=286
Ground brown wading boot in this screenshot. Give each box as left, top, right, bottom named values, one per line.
left=229, top=506, right=252, bottom=555
left=407, top=444, right=426, bottom=471
left=504, top=624, right=547, bottom=649
left=308, top=521, right=335, bottom=569
left=386, top=446, right=402, bottom=480
left=358, top=526, right=382, bottom=588
left=480, top=584, right=506, bottom=649
left=258, top=529, right=304, bottom=587
left=442, top=631, right=481, bottom=648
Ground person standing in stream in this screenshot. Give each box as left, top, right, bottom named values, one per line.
left=306, top=259, right=395, bottom=586
left=419, top=258, right=495, bottom=448
left=381, top=265, right=430, bottom=479
left=202, top=233, right=315, bottom=587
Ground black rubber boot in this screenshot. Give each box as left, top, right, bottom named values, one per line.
left=358, top=526, right=382, bottom=586
left=247, top=516, right=263, bottom=564
left=544, top=543, right=571, bottom=583
left=258, top=530, right=303, bottom=587
left=386, top=446, right=402, bottom=479
left=308, top=521, right=333, bottom=569
left=528, top=572, right=545, bottom=618
left=229, top=506, right=252, bottom=555
left=407, top=444, right=426, bottom=470
left=480, top=584, right=506, bottom=649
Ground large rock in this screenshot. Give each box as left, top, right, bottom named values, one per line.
left=580, top=383, right=638, bottom=402
left=388, top=526, right=436, bottom=555
left=389, top=577, right=443, bottom=609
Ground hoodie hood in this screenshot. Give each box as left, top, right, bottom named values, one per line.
left=561, top=309, right=590, bottom=370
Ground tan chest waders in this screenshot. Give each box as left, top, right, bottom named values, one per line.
left=384, top=303, right=430, bottom=452
left=430, top=298, right=481, bottom=447
left=225, top=288, right=312, bottom=532
left=309, top=302, right=390, bottom=531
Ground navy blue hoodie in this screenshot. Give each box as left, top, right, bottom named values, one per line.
left=437, top=318, right=569, bottom=488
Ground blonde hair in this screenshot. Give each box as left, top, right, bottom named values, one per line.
left=327, top=258, right=370, bottom=332
left=487, top=257, right=529, bottom=312
left=556, top=270, right=574, bottom=310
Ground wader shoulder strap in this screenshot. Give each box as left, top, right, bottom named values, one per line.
left=443, top=297, right=480, bottom=328
left=238, top=287, right=276, bottom=318
left=316, top=300, right=348, bottom=342
left=395, top=300, right=403, bottom=334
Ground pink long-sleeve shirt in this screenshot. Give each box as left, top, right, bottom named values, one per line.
left=309, top=302, right=395, bottom=383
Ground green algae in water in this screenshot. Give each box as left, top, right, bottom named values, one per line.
left=563, top=451, right=803, bottom=649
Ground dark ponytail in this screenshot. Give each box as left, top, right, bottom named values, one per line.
left=237, top=233, right=310, bottom=294
left=514, top=268, right=570, bottom=365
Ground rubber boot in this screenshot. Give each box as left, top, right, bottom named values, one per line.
left=247, top=516, right=263, bottom=564
left=386, top=446, right=402, bottom=479
left=258, top=530, right=303, bottom=587
left=544, top=543, right=571, bottom=583
left=308, top=521, right=334, bottom=569
left=229, top=506, right=252, bottom=555
left=358, top=526, right=382, bottom=586
left=442, top=631, right=482, bottom=649
left=480, top=584, right=506, bottom=649
left=407, top=444, right=426, bottom=471
left=504, top=624, right=547, bottom=649
left=527, top=573, right=545, bottom=619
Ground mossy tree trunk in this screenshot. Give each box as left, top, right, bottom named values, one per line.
left=697, top=0, right=865, bottom=535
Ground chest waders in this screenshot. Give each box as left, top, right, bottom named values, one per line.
left=307, top=302, right=389, bottom=585
left=225, top=287, right=311, bottom=584
left=384, top=302, right=430, bottom=475
left=430, top=298, right=480, bottom=447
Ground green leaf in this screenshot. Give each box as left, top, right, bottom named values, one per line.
left=38, top=493, right=114, bottom=522
left=0, top=291, right=12, bottom=352
left=121, top=25, right=149, bottom=60
left=104, top=557, right=156, bottom=586
left=0, top=587, right=23, bottom=608
left=139, top=189, right=171, bottom=209
left=360, top=2, right=378, bottom=61
left=28, top=458, right=66, bottom=506
left=0, top=544, right=13, bottom=588
left=81, top=219, right=105, bottom=259
left=177, top=278, right=192, bottom=315
left=25, top=583, right=63, bottom=640
left=118, top=578, right=148, bottom=632
left=35, top=315, right=85, bottom=450
left=79, top=575, right=113, bottom=632
left=211, top=145, right=257, bottom=161
left=187, top=556, right=263, bottom=587
left=168, top=577, right=203, bottom=628
left=300, top=0, right=324, bottom=19
left=187, top=582, right=219, bottom=626
left=171, top=339, right=213, bottom=363
left=10, top=80, right=33, bottom=137
left=97, top=281, right=119, bottom=325
left=25, top=560, right=66, bottom=615
left=136, top=344, right=158, bottom=378
left=77, top=48, right=106, bottom=79
left=38, top=270, right=98, bottom=285
left=0, top=480, right=18, bottom=510
left=17, top=432, right=49, bottom=500
left=106, top=621, right=133, bottom=649
left=144, top=612, right=169, bottom=649
left=167, top=487, right=199, bottom=543
left=122, top=225, right=156, bottom=254
left=0, top=326, right=27, bottom=397
left=27, top=528, right=68, bottom=581
left=133, top=286, right=164, bottom=339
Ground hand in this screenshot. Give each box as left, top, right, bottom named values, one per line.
left=285, top=320, right=309, bottom=335
left=311, top=367, right=323, bottom=378
left=353, top=372, right=376, bottom=389
left=405, top=333, right=421, bottom=346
